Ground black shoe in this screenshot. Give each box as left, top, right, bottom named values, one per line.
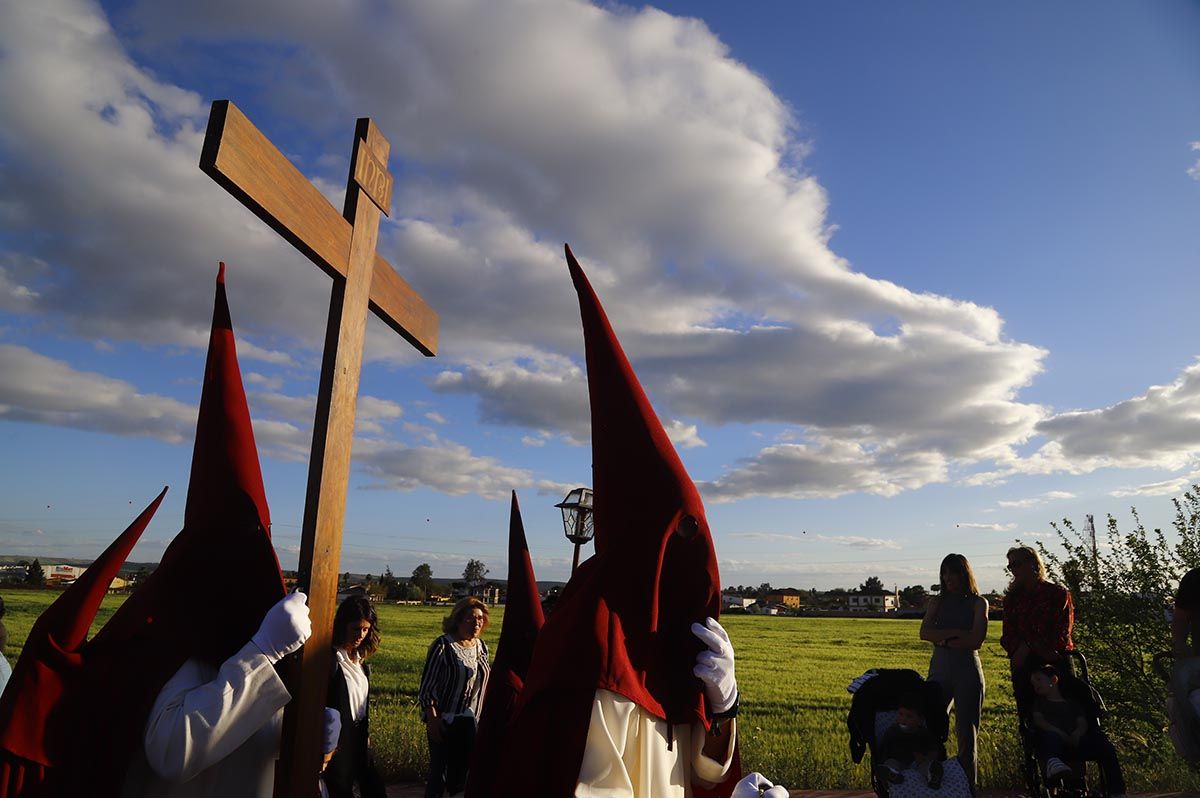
left=927, top=760, right=943, bottom=790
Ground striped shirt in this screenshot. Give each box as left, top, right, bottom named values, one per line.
left=418, top=634, right=490, bottom=720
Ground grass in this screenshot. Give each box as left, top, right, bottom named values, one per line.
left=3, top=588, right=1196, bottom=790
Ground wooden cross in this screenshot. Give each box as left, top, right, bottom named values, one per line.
left=200, top=100, right=438, bottom=797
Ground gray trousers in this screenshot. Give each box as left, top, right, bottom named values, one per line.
left=928, top=648, right=984, bottom=788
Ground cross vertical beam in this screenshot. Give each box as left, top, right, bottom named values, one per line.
left=199, top=101, right=437, bottom=798
left=275, top=119, right=390, bottom=798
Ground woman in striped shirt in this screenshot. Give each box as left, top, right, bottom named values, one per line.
left=418, top=597, right=491, bottom=797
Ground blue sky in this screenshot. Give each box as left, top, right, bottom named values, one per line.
left=1, top=0, right=1198, bottom=593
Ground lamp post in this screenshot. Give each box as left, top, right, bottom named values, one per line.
left=556, top=487, right=595, bottom=575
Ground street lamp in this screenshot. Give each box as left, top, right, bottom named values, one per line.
left=556, top=487, right=595, bottom=575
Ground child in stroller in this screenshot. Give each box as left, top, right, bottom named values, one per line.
left=1016, top=653, right=1126, bottom=798
left=876, top=691, right=944, bottom=789
left=847, top=668, right=972, bottom=798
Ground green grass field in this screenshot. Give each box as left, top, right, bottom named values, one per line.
left=3, top=588, right=1195, bottom=790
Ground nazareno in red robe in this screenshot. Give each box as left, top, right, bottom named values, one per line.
left=491, top=245, right=740, bottom=797
left=0, top=264, right=286, bottom=797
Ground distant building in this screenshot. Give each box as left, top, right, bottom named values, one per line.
left=44, top=564, right=87, bottom=585
left=848, top=592, right=898, bottom=612
left=764, top=589, right=804, bottom=609
left=722, top=594, right=755, bottom=610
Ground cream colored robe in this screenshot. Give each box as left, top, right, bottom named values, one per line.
left=122, top=641, right=291, bottom=798
left=576, top=689, right=736, bottom=798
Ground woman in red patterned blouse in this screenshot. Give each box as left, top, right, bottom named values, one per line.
left=1001, top=545, right=1075, bottom=700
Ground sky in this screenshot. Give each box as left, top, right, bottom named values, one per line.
left=1, top=0, right=1199, bottom=593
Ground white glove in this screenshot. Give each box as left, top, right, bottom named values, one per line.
left=691, top=616, right=737, bottom=714
left=251, top=591, right=312, bottom=663
left=322, top=708, right=342, bottom=754
left=733, top=772, right=789, bottom=798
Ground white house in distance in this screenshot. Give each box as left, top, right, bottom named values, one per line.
left=848, top=592, right=899, bottom=612
left=44, top=564, right=87, bottom=585
left=722, top=594, right=755, bottom=611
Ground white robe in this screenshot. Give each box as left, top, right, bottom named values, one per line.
left=576, top=689, right=736, bottom=798
left=0, top=651, right=11, bottom=700
left=122, top=641, right=291, bottom=798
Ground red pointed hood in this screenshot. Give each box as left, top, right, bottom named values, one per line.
left=0, top=488, right=166, bottom=787
left=68, top=264, right=286, bottom=797
left=184, top=261, right=271, bottom=534
left=465, top=491, right=544, bottom=797
left=93, top=263, right=285, bottom=665
left=497, top=246, right=727, bottom=796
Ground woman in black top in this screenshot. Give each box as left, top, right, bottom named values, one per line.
left=323, top=596, right=387, bottom=798
left=920, top=553, right=989, bottom=789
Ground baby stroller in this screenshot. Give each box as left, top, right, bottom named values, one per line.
left=847, top=668, right=973, bottom=798
left=1016, top=650, right=1112, bottom=798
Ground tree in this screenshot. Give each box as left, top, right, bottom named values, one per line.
left=1033, top=488, right=1200, bottom=770
left=25, top=558, right=45, bottom=588
left=412, top=563, right=435, bottom=599
left=859, top=576, right=885, bottom=594
left=463, top=559, right=489, bottom=595
left=755, top=582, right=774, bottom=600
left=899, top=584, right=928, bottom=608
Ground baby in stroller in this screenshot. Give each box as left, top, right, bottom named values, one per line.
left=876, top=691, right=944, bottom=789
left=1018, top=657, right=1126, bottom=798
left=847, top=668, right=972, bottom=798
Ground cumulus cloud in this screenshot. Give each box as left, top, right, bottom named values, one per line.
left=701, top=438, right=948, bottom=502
left=1189, top=141, right=1200, bottom=180
left=970, top=359, right=1200, bottom=485
left=0, top=343, right=196, bottom=442
left=0, top=0, right=1053, bottom=501
left=354, top=439, right=560, bottom=500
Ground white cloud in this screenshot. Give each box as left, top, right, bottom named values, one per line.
left=245, top=372, right=284, bottom=391
left=700, top=438, right=948, bottom=502
left=424, top=411, right=447, bottom=425
left=1109, top=474, right=1199, bottom=498
left=997, top=490, right=1076, bottom=508
left=0, top=343, right=195, bottom=442
left=974, top=359, right=1200, bottom=484
left=954, top=522, right=1017, bottom=532
left=664, top=419, right=706, bottom=449
left=1189, top=141, right=1200, bottom=180
left=354, top=439, right=538, bottom=500
left=0, top=0, right=1052, bottom=501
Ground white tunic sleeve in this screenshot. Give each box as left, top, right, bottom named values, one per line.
left=0, top=652, right=11, bottom=700
left=575, top=689, right=736, bottom=798
left=142, top=640, right=292, bottom=785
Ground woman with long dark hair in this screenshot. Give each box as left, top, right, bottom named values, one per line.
left=323, top=595, right=386, bottom=798
left=920, top=553, right=988, bottom=789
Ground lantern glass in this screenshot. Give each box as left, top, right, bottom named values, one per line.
left=556, top=487, right=595, bottom=545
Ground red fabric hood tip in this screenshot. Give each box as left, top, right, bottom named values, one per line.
left=495, top=245, right=729, bottom=797
left=0, top=487, right=167, bottom=796
left=71, top=263, right=286, bottom=797
left=463, top=491, right=544, bottom=797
